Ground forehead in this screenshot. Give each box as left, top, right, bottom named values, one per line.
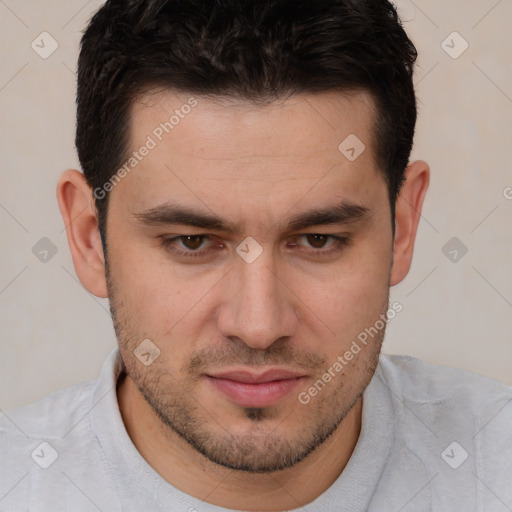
left=112, top=88, right=385, bottom=220
left=129, top=88, right=377, bottom=162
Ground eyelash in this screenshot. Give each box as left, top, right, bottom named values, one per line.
left=159, top=234, right=350, bottom=259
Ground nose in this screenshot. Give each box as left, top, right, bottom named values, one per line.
left=216, top=252, right=298, bottom=351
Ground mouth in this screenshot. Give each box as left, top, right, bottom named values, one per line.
left=205, top=369, right=306, bottom=408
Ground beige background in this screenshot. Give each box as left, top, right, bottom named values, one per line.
left=0, top=0, right=511, bottom=411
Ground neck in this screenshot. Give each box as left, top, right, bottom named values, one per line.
left=117, top=374, right=362, bottom=511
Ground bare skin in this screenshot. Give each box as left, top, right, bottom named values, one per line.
left=57, top=89, right=429, bottom=510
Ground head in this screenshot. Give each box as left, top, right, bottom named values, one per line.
left=58, top=0, right=429, bottom=473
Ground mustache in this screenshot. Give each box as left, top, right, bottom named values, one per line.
left=186, top=340, right=326, bottom=375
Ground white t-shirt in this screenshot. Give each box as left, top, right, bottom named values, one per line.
left=1, top=349, right=511, bottom=511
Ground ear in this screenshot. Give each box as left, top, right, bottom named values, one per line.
left=390, top=160, right=430, bottom=286
left=56, top=169, right=108, bottom=298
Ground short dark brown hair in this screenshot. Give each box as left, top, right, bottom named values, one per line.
left=76, top=0, right=418, bottom=244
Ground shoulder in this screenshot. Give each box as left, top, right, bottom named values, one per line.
left=376, top=354, right=512, bottom=485
left=374, top=353, right=512, bottom=450
left=0, top=379, right=97, bottom=441
left=376, top=353, right=512, bottom=407
left=0, top=349, right=121, bottom=443
left=0, top=353, right=122, bottom=510
left=370, top=354, right=512, bottom=508
left=375, top=353, right=512, bottom=430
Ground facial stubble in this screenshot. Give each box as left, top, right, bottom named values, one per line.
left=106, top=257, right=387, bottom=473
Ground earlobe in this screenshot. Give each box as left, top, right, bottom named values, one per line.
left=56, top=169, right=108, bottom=298
left=390, top=160, right=430, bottom=286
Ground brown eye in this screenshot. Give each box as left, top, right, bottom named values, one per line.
left=179, top=235, right=206, bottom=250
left=160, top=234, right=216, bottom=258
left=288, top=234, right=350, bottom=257
left=305, top=234, right=330, bottom=249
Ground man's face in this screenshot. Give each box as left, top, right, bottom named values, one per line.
left=105, top=90, right=393, bottom=472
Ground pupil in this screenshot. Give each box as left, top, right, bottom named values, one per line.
left=308, top=235, right=326, bottom=248
left=184, top=235, right=203, bottom=250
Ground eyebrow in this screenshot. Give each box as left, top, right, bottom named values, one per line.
left=134, top=200, right=370, bottom=234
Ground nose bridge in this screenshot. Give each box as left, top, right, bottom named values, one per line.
left=218, top=248, right=296, bottom=349
left=240, top=253, right=279, bottom=312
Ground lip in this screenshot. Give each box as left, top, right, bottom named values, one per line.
left=206, top=369, right=306, bottom=408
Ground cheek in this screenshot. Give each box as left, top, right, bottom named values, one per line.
left=301, top=238, right=391, bottom=346
left=108, top=217, right=392, bottom=352
left=109, top=243, right=220, bottom=342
